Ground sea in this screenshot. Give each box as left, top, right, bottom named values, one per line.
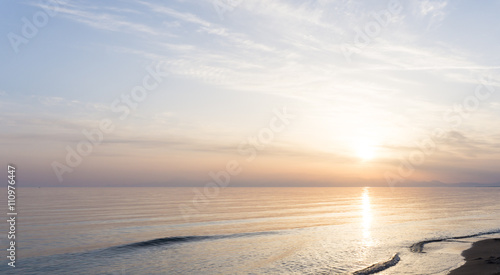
left=1, top=187, right=500, bottom=274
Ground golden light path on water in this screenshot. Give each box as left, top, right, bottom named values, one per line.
left=354, top=187, right=375, bottom=264
left=361, top=187, right=373, bottom=242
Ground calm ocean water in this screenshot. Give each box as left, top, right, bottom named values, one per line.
left=1, top=187, right=500, bottom=274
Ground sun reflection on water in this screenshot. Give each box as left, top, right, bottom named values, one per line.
left=361, top=187, right=373, bottom=242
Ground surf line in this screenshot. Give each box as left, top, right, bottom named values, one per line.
left=410, top=228, right=500, bottom=253
left=350, top=228, right=500, bottom=275
left=351, top=253, right=400, bottom=275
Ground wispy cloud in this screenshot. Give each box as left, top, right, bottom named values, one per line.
left=137, top=0, right=212, bottom=27
left=414, top=0, right=448, bottom=30
left=35, top=1, right=163, bottom=36
left=6, top=0, right=500, bottom=185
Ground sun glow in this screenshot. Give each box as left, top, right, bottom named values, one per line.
left=355, top=140, right=377, bottom=161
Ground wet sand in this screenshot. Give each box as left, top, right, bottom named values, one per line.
left=449, top=238, right=500, bottom=275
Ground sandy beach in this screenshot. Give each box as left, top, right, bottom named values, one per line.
left=449, top=238, right=500, bottom=275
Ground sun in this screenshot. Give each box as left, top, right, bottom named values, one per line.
left=356, top=142, right=376, bottom=161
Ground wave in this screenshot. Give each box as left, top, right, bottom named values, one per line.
left=121, top=236, right=212, bottom=248
left=409, top=228, right=500, bottom=253
left=104, top=228, right=500, bottom=274
left=351, top=253, right=400, bottom=275
left=111, top=231, right=279, bottom=251
left=352, top=228, right=500, bottom=274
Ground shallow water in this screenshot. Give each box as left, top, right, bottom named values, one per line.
left=1, top=187, right=500, bottom=274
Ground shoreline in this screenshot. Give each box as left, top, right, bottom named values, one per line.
left=449, top=238, right=500, bottom=275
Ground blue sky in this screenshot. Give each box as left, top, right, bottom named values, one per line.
left=1, top=0, right=500, bottom=186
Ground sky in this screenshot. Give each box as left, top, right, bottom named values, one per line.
left=1, top=0, right=500, bottom=187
